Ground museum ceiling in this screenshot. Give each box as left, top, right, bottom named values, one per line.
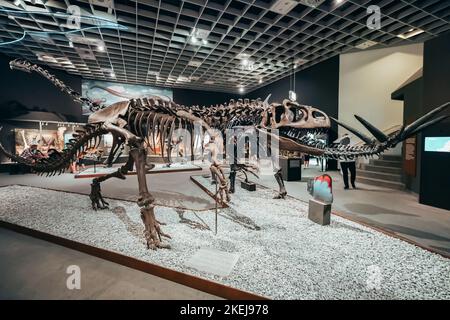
left=0, top=0, right=449, bottom=93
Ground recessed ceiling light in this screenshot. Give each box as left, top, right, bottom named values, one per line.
left=202, top=39, right=208, bottom=45
left=239, top=86, right=245, bottom=93
left=190, top=37, right=198, bottom=44
left=236, top=53, right=250, bottom=60
left=188, top=60, right=202, bottom=67
left=177, top=76, right=191, bottom=83
left=298, top=0, right=326, bottom=8
left=97, top=45, right=105, bottom=52
left=67, top=35, right=104, bottom=47
left=355, top=40, right=378, bottom=50
left=259, top=78, right=263, bottom=84
left=269, top=0, right=298, bottom=14
left=204, top=80, right=215, bottom=85
left=397, top=28, right=424, bottom=40
left=110, top=72, right=115, bottom=78
left=35, top=52, right=58, bottom=63
left=192, top=28, right=210, bottom=38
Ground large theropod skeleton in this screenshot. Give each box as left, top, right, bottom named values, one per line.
left=1, top=59, right=448, bottom=249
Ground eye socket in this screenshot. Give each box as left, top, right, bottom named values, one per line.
left=312, top=111, right=326, bottom=120
left=289, top=107, right=304, bottom=122
left=274, top=105, right=284, bottom=123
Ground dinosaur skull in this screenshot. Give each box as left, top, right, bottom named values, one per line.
left=259, top=99, right=331, bottom=153
left=267, top=99, right=330, bottom=130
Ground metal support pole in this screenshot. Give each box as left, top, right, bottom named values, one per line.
left=215, top=180, right=218, bottom=235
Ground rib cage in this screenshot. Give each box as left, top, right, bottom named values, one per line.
left=124, top=97, right=267, bottom=162
left=0, top=124, right=107, bottom=176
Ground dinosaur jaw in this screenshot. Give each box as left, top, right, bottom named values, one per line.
left=278, top=127, right=328, bottom=155
left=257, top=127, right=327, bottom=156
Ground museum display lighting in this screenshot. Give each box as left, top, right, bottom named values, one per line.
left=189, top=28, right=209, bottom=47
left=397, top=28, right=425, bottom=39
left=355, top=40, right=378, bottom=50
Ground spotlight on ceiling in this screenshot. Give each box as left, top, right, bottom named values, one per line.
left=190, top=37, right=198, bottom=44
left=97, top=45, right=105, bottom=52
left=110, top=72, right=115, bottom=78
left=293, top=58, right=309, bottom=69
left=202, top=39, right=208, bottom=45
left=259, top=78, right=263, bottom=84
left=238, top=86, right=245, bottom=93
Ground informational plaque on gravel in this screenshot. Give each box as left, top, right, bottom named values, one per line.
left=186, top=248, right=240, bottom=277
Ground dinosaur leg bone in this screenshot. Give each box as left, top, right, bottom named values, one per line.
left=273, top=168, right=287, bottom=199
left=89, top=156, right=134, bottom=210
left=129, top=144, right=170, bottom=250
left=210, top=163, right=230, bottom=204
left=104, top=133, right=124, bottom=168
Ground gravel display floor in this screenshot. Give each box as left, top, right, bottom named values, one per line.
left=0, top=184, right=449, bottom=299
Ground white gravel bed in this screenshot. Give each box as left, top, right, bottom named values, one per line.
left=0, top=184, right=449, bottom=300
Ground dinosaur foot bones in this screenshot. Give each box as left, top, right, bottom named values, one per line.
left=140, top=206, right=171, bottom=250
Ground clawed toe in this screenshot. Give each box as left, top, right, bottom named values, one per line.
left=273, top=192, right=287, bottom=199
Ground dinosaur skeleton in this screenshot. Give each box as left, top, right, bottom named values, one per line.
left=1, top=59, right=448, bottom=250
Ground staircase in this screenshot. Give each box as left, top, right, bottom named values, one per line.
left=356, top=155, right=405, bottom=190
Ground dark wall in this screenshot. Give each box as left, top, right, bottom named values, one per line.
left=392, top=77, right=423, bottom=193
left=419, top=32, right=450, bottom=210
left=248, top=56, right=339, bottom=115
left=247, top=56, right=340, bottom=169
left=0, top=54, right=84, bottom=122
left=173, top=88, right=239, bottom=106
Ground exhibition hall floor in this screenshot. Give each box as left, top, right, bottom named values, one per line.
left=0, top=184, right=448, bottom=299
left=0, top=164, right=449, bottom=299
left=255, top=166, right=450, bottom=257
left=0, top=164, right=448, bottom=257
left=0, top=228, right=219, bottom=299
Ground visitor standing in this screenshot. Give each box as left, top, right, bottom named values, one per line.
left=338, top=134, right=357, bottom=190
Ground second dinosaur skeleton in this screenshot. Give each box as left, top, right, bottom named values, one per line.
left=1, top=59, right=448, bottom=250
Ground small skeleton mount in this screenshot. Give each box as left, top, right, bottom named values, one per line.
left=205, top=136, right=230, bottom=205
left=1, top=59, right=448, bottom=250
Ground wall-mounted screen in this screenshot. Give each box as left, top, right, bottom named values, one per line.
left=81, top=79, right=173, bottom=115
left=424, top=137, right=450, bottom=153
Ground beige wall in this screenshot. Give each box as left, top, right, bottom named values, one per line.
left=338, top=44, right=423, bottom=152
